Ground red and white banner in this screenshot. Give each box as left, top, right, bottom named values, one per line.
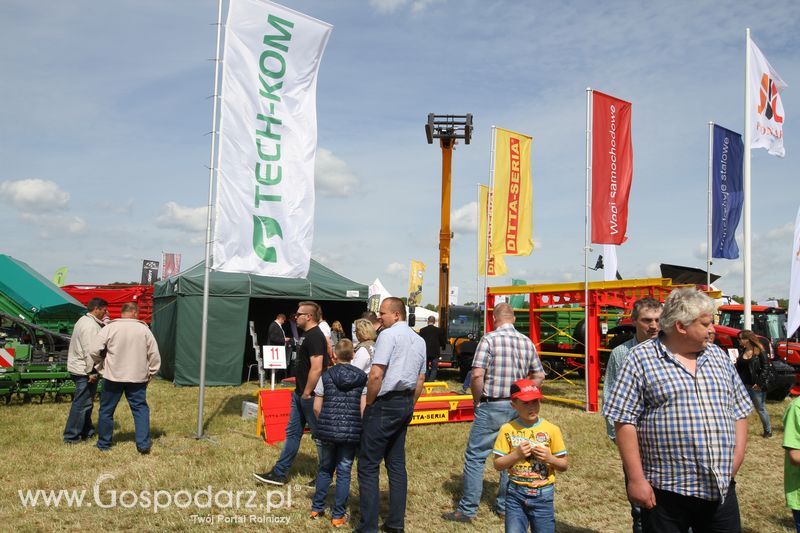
left=749, top=36, right=787, bottom=157
left=162, top=253, right=181, bottom=279
left=0, top=348, right=14, bottom=368
left=591, top=91, right=632, bottom=245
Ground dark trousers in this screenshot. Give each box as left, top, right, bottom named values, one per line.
left=642, top=482, right=740, bottom=533
left=63, top=374, right=98, bottom=442
left=97, top=380, right=150, bottom=451
left=425, top=357, right=439, bottom=381
left=356, top=392, right=415, bottom=533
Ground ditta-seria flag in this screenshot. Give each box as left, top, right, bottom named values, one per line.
left=711, top=125, right=744, bottom=259
left=749, top=36, right=787, bottom=157
left=490, top=128, right=533, bottom=257
left=478, top=185, right=507, bottom=276
left=408, top=260, right=425, bottom=307
left=213, top=0, right=332, bottom=277
left=591, top=91, right=633, bottom=245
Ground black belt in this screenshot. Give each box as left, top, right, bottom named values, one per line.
left=482, top=396, right=510, bottom=402
left=379, top=389, right=414, bottom=399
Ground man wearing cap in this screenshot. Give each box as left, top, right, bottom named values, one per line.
left=356, top=297, right=426, bottom=533
left=444, top=302, right=545, bottom=523
left=604, top=287, right=752, bottom=531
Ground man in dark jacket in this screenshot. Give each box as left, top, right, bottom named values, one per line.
left=419, top=316, right=446, bottom=381
left=311, top=339, right=367, bottom=526
left=267, top=313, right=288, bottom=347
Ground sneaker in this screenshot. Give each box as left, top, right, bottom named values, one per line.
left=137, top=447, right=151, bottom=455
left=442, top=511, right=473, bottom=523
left=331, top=515, right=348, bottom=527
left=253, top=470, right=287, bottom=485
left=763, top=430, right=773, bottom=438
left=309, top=510, right=325, bottom=520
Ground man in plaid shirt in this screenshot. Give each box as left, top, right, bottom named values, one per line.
left=444, top=302, right=544, bottom=523
left=604, top=287, right=752, bottom=532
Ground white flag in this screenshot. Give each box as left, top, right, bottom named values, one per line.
left=602, top=244, right=617, bottom=282
left=749, top=36, right=787, bottom=157
left=788, top=206, right=800, bottom=338
left=213, top=0, right=332, bottom=277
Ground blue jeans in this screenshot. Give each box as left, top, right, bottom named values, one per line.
left=456, top=401, right=516, bottom=517
left=356, top=391, right=415, bottom=533
left=272, top=393, right=321, bottom=477
left=747, top=387, right=772, bottom=434
left=97, top=380, right=150, bottom=451
left=793, top=509, right=800, bottom=533
left=313, top=441, right=357, bottom=519
left=63, top=374, right=98, bottom=442
left=505, top=483, right=555, bottom=533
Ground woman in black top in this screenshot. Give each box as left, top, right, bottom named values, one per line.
left=735, top=330, right=772, bottom=437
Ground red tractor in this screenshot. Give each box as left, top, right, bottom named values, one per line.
left=715, top=305, right=799, bottom=399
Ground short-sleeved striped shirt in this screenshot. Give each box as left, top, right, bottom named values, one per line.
left=472, top=323, right=543, bottom=399
left=603, top=337, right=752, bottom=502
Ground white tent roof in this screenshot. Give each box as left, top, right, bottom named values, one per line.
left=369, top=277, right=439, bottom=328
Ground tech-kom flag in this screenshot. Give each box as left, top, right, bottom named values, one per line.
left=213, top=0, right=332, bottom=278
left=408, top=260, right=425, bottom=308
left=591, top=91, right=632, bottom=245
left=490, top=128, right=533, bottom=257
left=749, top=36, right=787, bottom=157
left=478, top=185, right=507, bottom=277
left=711, top=125, right=744, bottom=259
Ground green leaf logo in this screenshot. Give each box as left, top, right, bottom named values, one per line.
left=252, top=215, right=283, bottom=263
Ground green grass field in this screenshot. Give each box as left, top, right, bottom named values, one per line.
left=0, top=372, right=795, bottom=532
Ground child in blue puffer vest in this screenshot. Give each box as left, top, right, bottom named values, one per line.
left=311, top=339, right=368, bottom=528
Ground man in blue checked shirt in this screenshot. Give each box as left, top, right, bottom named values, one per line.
left=604, top=287, right=752, bottom=532
left=444, top=302, right=545, bottom=523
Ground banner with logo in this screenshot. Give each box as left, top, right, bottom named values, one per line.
left=788, top=206, right=800, bottom=338
left=478, top=185, right=507, bottom=276
left=213, top=0, right=332, bottom=278
left=490, top=128, right=533, bottom=257
left=591, top=91, right=633, bottom=245
left=509, top=278, right=527, bottom=309
left=162, top=253, right=182, bottom=279
left=141, top=260, right=160, bottom=285
left=52, top=267, right=68, bottom=287
left=711, top=125, right=744, bottom=259
left=408, top=260, right=425, bottom=307
left=749, top=36, right=787, bottom=157
left=449, top=287, right=459, bottom=306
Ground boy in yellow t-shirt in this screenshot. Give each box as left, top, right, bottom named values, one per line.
left=494, top=379, right=567, bottom=533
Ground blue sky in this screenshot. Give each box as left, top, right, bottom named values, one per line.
left=1, top=0, right=799, bottom=305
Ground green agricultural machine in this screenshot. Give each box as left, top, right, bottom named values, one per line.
left=0, top=311, right=79, bottom=403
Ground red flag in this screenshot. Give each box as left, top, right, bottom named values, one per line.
left=591, top=91, right=632, bottom=244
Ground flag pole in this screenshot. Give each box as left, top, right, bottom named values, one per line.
left=743, top=28, right=752, bottom=328
left=584, top=87, right=592, bottom=412
left=197, top=0, right=224, bottom=439
left=707, top=122, right=714, bottom=288
left=483, top=126, right=497, bottom=329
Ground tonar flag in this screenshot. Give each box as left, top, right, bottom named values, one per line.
left=712, top=125, right=744, bottom=259
left=408, top=260, right=425, bottom=308
left=162, top=253, right=182, bottom=279
left=591, top=91, right=633, bottom=245
left=213, top=0, right=332, bottom=278
left=788, top=206, right=800, bottom=338
left=749, top=36, right=787, bottom=157
left=490, top=128, right=533, bottom=257
left=478, top=185, right=507, bottom=277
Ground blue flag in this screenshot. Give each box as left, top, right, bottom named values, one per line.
left=712, top=125, right=744, bottom=259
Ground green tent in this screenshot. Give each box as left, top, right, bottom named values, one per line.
left=0, top=254, right=85, bottom=332
left=152, top=260, right=368, bottom=386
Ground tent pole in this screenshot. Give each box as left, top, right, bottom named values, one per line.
left=197, top=0, right=224, bottom=439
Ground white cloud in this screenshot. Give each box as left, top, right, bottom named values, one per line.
left=0, top=178, right=70, bottom=211
left=451, top=201, right=477, bottom=233
left=315, top=148, right=358, bottom=197
left=156, top=202, right=207, bottom=233
left=645, top=263, right=661, bottom=278
left=20, top=212, right=86, bottom=238
left=368, top=0, right=408, bottom=13
left=386, top=262, right=406, bottom=275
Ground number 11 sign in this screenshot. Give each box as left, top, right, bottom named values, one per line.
left=262, top=345, right=287, bottom=369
